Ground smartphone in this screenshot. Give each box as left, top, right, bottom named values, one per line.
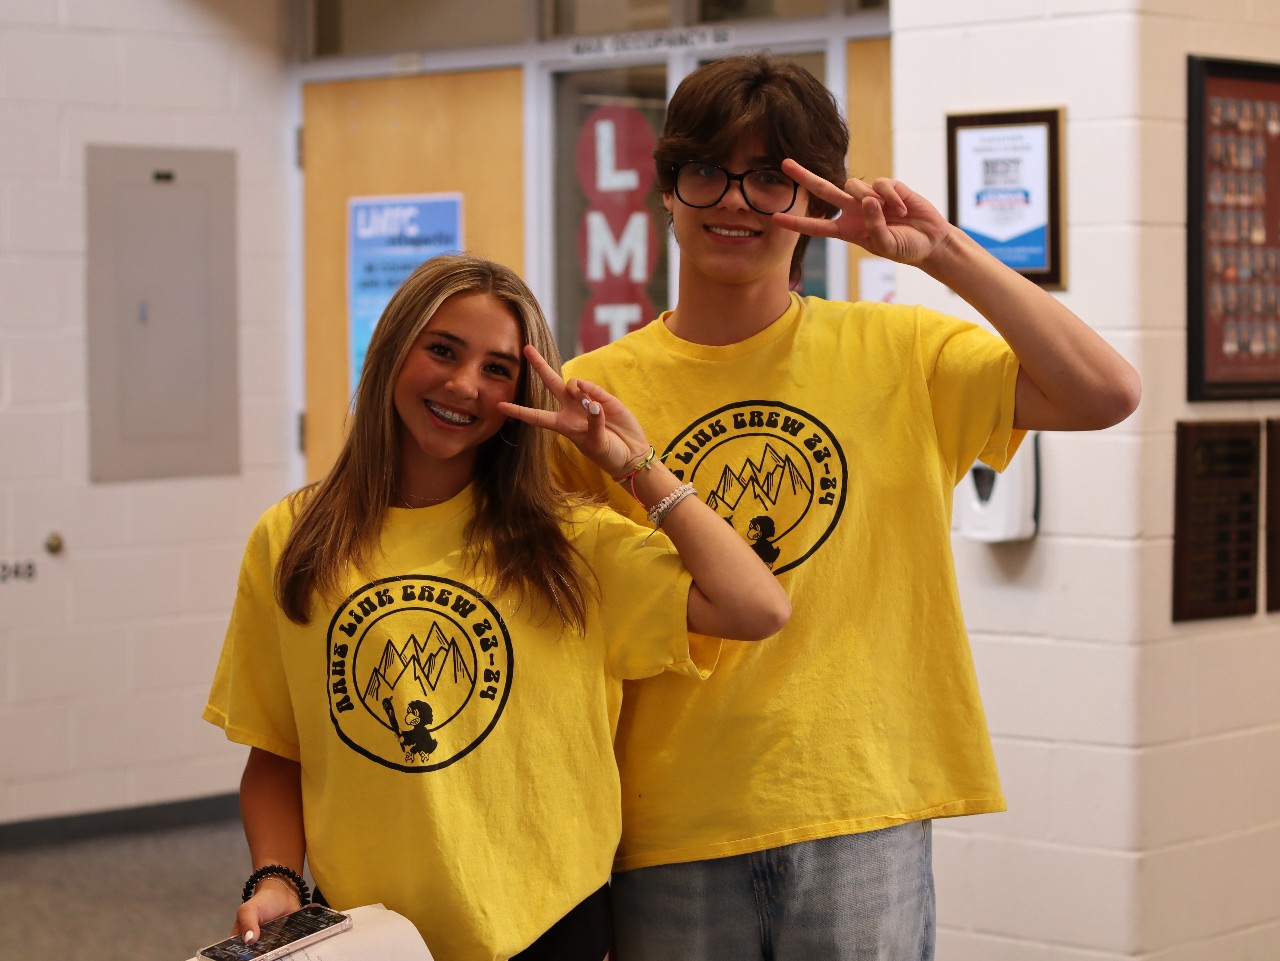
left=198, top=904, right=352, bottom=961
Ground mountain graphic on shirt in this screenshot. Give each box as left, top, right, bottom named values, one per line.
left=364, top=622, right=476, bottom=708
left=705, top=443, right=812, bottom=517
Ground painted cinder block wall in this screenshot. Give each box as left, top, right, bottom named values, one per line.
left=2, top=1, right=1278, bottom=958
left=890, top=1, right=1280, bottom=957
left=0, top=1, right=299, bottom=823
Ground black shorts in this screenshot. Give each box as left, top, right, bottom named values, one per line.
left=312, top=883, right=612, bottom=961
left=512, top=883, right=612, bottom=961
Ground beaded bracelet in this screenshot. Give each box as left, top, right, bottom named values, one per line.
left=647, top=483, right=697, bottom=528
left=243, top=864, right=310, bottom=906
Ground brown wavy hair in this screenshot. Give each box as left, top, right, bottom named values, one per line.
left=654, top=52, right=850, bottom=285
left=275, top=253, right=594, bottom=632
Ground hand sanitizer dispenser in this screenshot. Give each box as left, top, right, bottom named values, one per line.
left=956, top=432, right=1039, bottom=542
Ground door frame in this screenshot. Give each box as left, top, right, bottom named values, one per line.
left=291, top=7, right=890, bottom=316
left=286, top=6, right=890, bottom=475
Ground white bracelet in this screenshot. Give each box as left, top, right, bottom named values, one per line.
left=647, top=483, right=697, bottom=528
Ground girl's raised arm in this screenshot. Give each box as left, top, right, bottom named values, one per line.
left=499, top=346, right=790, bottom=641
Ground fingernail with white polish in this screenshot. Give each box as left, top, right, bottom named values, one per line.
left=581, top=397, right=592, bottom=410
left=244, top=931, right=256, bottom=944
left=588, top=402, right=602, bottom=415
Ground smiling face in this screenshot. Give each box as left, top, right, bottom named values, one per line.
left=665, top=136, right=808, bottom=291
left=392, top=291, right=523, bottom=501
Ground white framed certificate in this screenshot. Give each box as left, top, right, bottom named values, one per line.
left=946, top=108, right=1064, bottom=289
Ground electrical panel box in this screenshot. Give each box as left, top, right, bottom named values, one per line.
left=86, top=145, right=239, bottom=482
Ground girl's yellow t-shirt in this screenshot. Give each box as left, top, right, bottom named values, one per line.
left=204, top=489, right=716, bottom=961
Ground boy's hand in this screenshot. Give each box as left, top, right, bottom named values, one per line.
left=772, top=159, right=952, bottom=266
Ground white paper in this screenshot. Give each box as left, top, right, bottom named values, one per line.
left=858, top=256, right=897, bottom=303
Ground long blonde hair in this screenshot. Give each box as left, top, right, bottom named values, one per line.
left=275, top=253, right=593, bottom=631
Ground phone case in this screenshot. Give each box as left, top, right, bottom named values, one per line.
left=198, top=905, right=352, bottom=961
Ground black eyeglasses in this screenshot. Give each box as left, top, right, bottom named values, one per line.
left=672, top=161, right=799, bottom=215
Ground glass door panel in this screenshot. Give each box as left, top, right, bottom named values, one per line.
left=553, top=66, right=669, bottom=359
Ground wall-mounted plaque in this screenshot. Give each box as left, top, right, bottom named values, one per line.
left=1187, top=56, right=1280, bottom=400
left=946, top=107, right=1065, bottom=289
left=1173, top=420, right=1261, bottom=621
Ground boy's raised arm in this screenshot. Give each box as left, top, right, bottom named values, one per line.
left=773, top=160, right=1141, bottom=432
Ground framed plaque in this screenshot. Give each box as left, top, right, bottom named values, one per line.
left=946, top=108, right=1064, bottom=289
left=1187, top=56, right=1280, bottom=400
left=1172, top=420, right=1261, bottom=622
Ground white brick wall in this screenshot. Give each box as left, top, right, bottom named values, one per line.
left=896, top=0, right=1280, bottom=956
left=1, top=2, right=1277, bottom=957
left=0, top=0, right=298, bottom=824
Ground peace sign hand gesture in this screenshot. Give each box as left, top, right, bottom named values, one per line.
left=770, top=158, right=954, bottom=267
left=497, top=345, right=650, bottom=479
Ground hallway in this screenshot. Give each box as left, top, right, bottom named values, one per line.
left=2, top=814, right=248, bottom=961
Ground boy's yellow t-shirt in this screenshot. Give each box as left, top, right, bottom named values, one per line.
left=560, top=293, right=1024, bottom=871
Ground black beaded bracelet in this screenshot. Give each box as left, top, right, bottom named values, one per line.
left=242, top=864, right=310, bottom=906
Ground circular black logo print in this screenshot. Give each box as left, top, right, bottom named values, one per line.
left=663, top=401, right=846, bottom=574
left=326, top=575, right=512, bottom=772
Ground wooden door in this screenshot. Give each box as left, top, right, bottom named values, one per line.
left=302, top=69, right=524, bottom=480
left=846, top=37, right=892, bottom=301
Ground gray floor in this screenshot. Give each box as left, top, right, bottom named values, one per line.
left=0, top=816, right=251, bottom=961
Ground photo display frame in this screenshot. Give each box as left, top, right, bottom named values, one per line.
left=946, top=108, right=1064, bottom=289
left=1187, top=55, right=1280, bottom=401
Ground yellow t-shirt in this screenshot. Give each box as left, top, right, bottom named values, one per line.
left=203, top=489, right=716, bottom=961
left=559, top=293, right=1024, bottom=871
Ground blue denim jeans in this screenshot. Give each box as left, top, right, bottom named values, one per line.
left=610, top=821, right=935, bottom=961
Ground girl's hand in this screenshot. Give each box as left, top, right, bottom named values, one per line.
left=771, top=159, right=952, bottom=266
left=232, top=883, right=298, bottom=943
left=498, top=345, right=650, bottom=478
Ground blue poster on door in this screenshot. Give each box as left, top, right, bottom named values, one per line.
left=348, top=193, right=463, bottom=390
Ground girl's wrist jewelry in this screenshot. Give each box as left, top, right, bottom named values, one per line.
left=612, top=446, right=657, bottom=501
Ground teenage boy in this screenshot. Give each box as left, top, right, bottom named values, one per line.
left=558, top=53, right=1140, bottom=960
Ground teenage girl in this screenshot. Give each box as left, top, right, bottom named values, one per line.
left=203, top=253, right=789, bottom=961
